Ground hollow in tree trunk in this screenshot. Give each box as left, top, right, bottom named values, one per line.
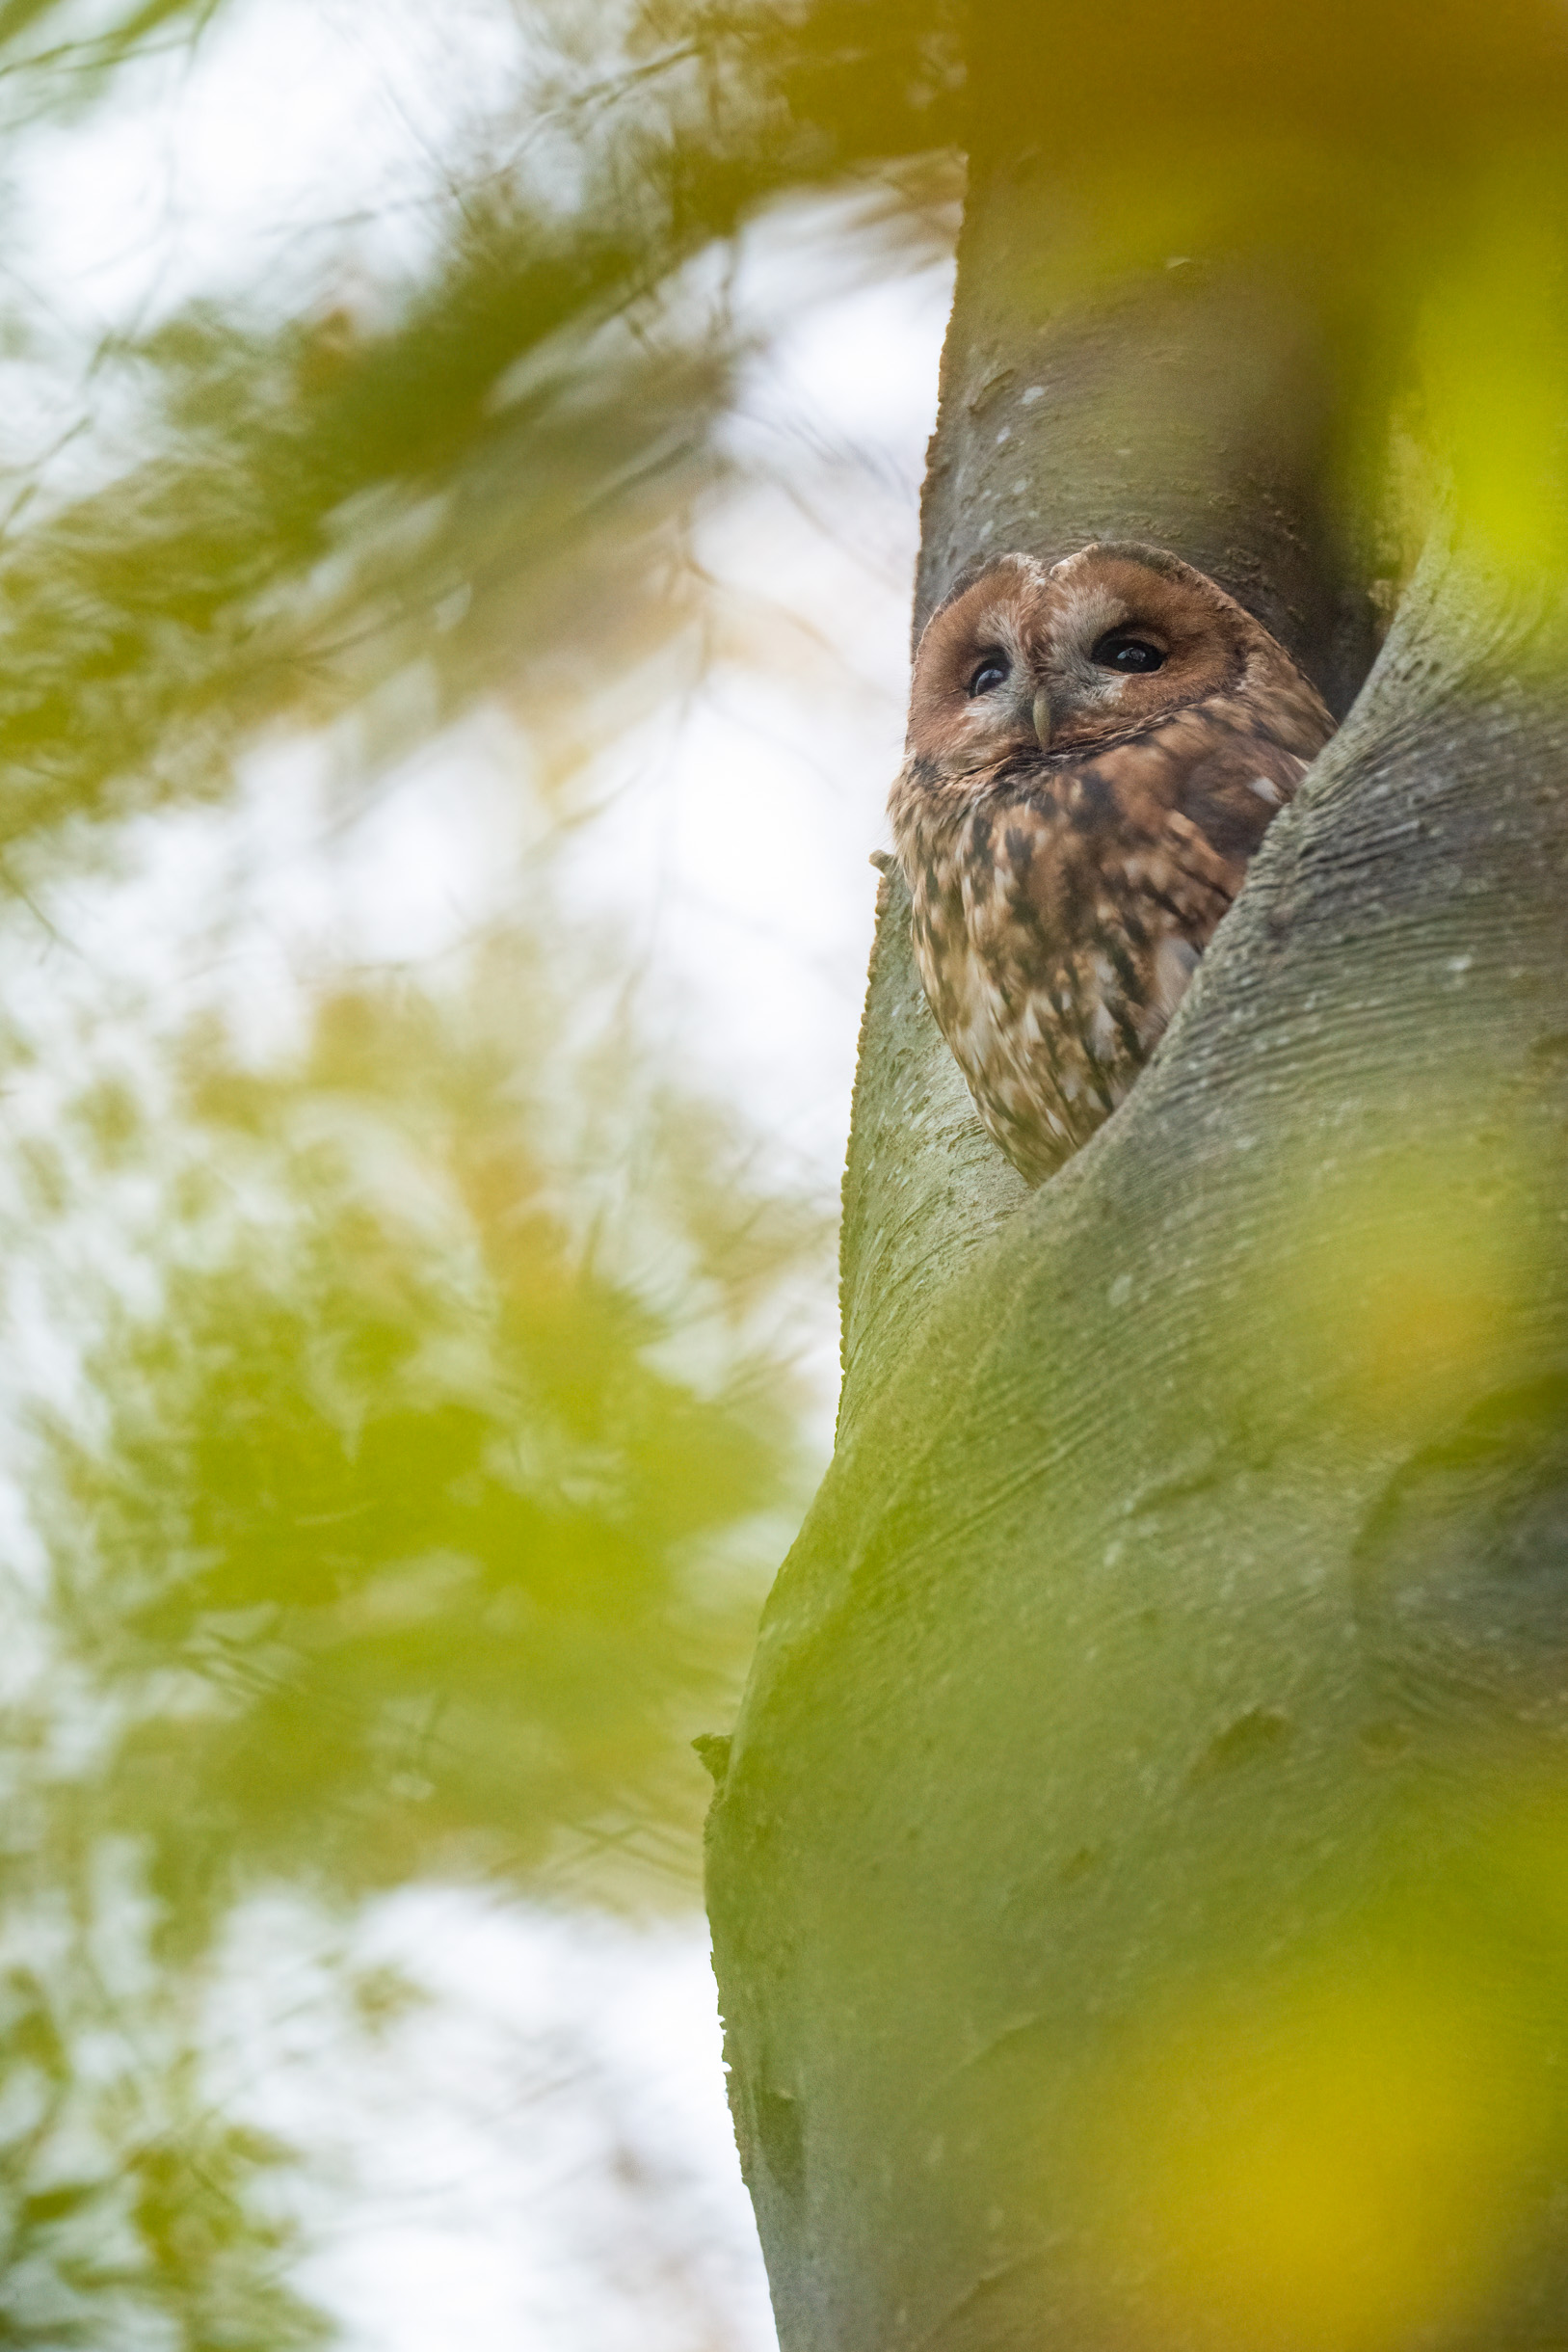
left=709, top=10, right=1568, bottom=2346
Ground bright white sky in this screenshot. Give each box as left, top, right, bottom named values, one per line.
left=224, top=1889, right=783, bottom=2352
left=0, top=8, right=951, bottom=2344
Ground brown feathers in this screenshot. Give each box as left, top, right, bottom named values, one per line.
left=889, top=544, right=1336, bottom=1186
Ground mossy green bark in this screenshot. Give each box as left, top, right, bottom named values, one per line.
left=709, top=20, right=1568, bottom=2345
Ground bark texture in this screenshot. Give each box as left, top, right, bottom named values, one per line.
left=709, top=16, right=1568, bottom=2349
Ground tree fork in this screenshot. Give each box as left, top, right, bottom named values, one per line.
left=710, top=11, right=1568, bottom=2347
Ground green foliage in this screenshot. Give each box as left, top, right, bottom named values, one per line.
left=33, top=954, right=825, bottom=1917
left=0, top=0, right=960, bottom=861
left=0, top=1953, right=325, bottom=2349
left=0, top=0, right=226, bottom=118
left=0, top=0, right=960, bottom=2339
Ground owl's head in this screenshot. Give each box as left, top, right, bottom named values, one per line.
left=904, top=543, right=1302, bottom=782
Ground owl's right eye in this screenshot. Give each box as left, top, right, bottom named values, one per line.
left=968, top=655, right=1009, bottom=696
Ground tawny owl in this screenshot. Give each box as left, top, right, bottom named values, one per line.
left=888, top=543, right=1336, bottom=1186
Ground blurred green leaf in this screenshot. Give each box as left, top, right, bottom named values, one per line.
left=35, top=952, right=824, bottom=1915
left=0, top=0, right=960, bottom=859
left=0, top=5, right=959, bottom=2342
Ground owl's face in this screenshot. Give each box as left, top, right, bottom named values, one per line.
left=905, top=543, right=1270, bottom=782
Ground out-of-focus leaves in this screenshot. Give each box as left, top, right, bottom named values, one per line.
left=124, top=2109, right=329, bottom=2352
left=34, top=947, right=826, bottom=1919
left=0, top=4, right=955, bottom=2339
left=0, top=1961, right=324, bottom=2346
left=0, top=250, right=731, bottom=841
left=0, top=0, right=962, bottom=859
left=0, top=0, right=225, bottom=118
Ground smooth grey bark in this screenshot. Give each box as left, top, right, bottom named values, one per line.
left=709, top=33, right=1568, bottom=2352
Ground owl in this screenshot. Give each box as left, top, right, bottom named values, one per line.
left=888, top=543, right=1336, bottom=1186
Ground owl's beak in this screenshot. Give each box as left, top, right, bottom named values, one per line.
left=1032, top=687, right=1052, bottom=751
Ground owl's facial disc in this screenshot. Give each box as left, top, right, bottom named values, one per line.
left=903, top=546, right=1260, bottom=787
left=1033, top=549, right=1246, bottom=750
left=1031, top=627, right=1169, bottom=745
left=904, top=556, right=1048, bottom=779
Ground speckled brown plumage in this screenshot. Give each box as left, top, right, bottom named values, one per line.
left=888, top=543, right=1337, bottom=1186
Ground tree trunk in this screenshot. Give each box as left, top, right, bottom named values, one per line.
left=709, top=11, right=1568, bottom=2347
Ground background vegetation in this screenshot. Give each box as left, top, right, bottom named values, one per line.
left=0, top=1, right=963, bottom=2339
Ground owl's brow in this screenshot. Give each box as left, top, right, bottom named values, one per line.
left=925, top=551, right=1038, bottom=628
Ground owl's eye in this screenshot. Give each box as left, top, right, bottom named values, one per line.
left=1091, top=630, right=1165, bottom=674
left=968, top=655, right=1009, bottom=696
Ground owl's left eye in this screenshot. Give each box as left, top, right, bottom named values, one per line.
left=1092, top=630, right=1165, bottom=674
left=968, top=655, right=1009, bottom=696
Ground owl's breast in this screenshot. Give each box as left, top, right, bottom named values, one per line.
left=894, top=779, right=1128, bottom=1180
left=889, top=706, right=1307, bottom=1185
